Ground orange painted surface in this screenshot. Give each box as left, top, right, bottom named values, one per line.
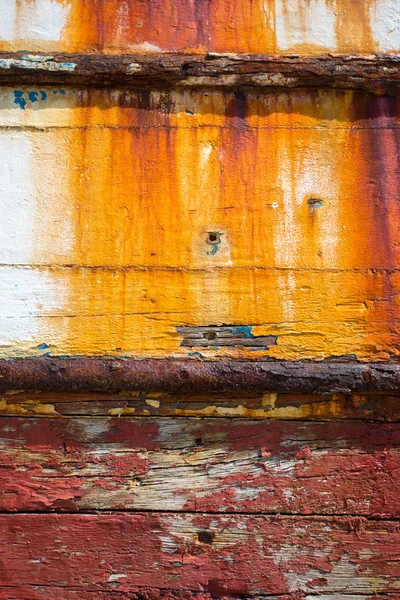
left=0, top=0, right=399, bottom=54
left=1, top=87, right=400, bottom=360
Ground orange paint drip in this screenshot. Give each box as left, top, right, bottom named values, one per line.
left=49, top=88, right=400, bottom=359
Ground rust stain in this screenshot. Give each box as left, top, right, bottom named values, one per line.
left=326, top=0, right=377, bottom=53
left=1, top=0, right=395, bottom=54
left=62, top=0, right=278, bottom=54
left=43, top=88, right=399, bottom=359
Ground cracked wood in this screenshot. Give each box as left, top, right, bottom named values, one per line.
left=1, top=513, right=399, bottom=595
left=1, top=417, right=400, bottom=515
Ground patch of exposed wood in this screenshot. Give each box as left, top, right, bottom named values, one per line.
left=1, top=512, right=399, bottom=595
left=1, top=417, right=400, bottom=516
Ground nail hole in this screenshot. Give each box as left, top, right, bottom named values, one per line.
left=195, top=437, right=203, bottom=446
left=307, top=198, right=323, bottom=210
left=203, top=330, right=217, bottom=340
left=206, top=231, right=222, bottom=246
left=197, top=531, right=214, bottom=544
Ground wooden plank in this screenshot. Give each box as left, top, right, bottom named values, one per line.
left=0, top=513, right=399, bottom=595
left=0, top=0, right=398, bottom=56
left=176, top=326, right=278, bottom=348
left=0, top=591, right=394, bottom=600
left=0, top=86, right=400, bottom=360
left=2, top=390, right=400, bottom=420
left=2, top=417, right=400, bottom=515
left=1, top=267, right=400, bottom=361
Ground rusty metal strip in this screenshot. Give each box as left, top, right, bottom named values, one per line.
left=0, top=52, right=400, bottom=93
left=0, top=358, right=399, bottom=393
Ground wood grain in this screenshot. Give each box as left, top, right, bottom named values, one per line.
left=1, top=87, right=400, bottom=360
left=1, top=417, right=400, bottom=516
left=1, top=512, right=399, bottom=595
left=2, top=390, right=400, bottom=420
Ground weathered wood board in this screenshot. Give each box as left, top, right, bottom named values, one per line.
left=1, top=87, right=400, bottom=359
left=2, top=390, right=400, bottom=420
left=1, top=512, right=399, bottom=595
left=1, top=416, right=400, bottom=516
left=2, top=2, right=400, bottom=598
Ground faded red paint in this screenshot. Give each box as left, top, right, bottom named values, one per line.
left=2, top=417, right=400, bottom=516
left=0, top=513, right=399, bottom=594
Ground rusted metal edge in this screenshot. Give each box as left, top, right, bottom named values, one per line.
left=1, top=52, right=400, bottom=93
left=0, top=358, right=400, bottom=394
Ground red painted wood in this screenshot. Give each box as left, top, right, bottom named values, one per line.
left=0, top=590, right=393, bottom=600
left=1, top=417, right=400, bottom=516
left=0, top=513, right=399, bottom=595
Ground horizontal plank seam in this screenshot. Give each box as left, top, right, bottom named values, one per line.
left=0, top=509, right=397, bottom=521
left=2, top=414, right=396, bottom=422
left=1, top=264, right=400, bottom=272
left=0, top=588, right=391, bottom=598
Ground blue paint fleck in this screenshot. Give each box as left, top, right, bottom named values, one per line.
left=29, top=91, right=39, bottom=103
left=60, top=89, right=66, bottom=95
left=14, top=90, right=26, bottom=110
left=356, top=403, right=374, bottom=410
left=188, top=352, right=205, bottom=359
left=308, top=198, right=323, bottom=210
left=38, top=343, right=50, bottom=350
left=40, top=90, right=47, bottom=101
left=228, top=325, right=254, bottom=338
left=53, top=90, right=58, bottom=94
left=186, top=109, right=194, bottom=115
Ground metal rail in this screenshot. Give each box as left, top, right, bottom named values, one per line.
left=0, top=52, right=400, bottom=93
left=0, top=358, right=399, bottom=393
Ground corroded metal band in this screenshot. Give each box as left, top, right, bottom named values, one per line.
left=0, top=358, right=399, bottom=393
left=0, top=52, right=400, bottom=93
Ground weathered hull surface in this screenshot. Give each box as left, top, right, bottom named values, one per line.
left=0, top=0, right=399, bottom=55
left=2, top=2, right=400, bottom=599
left=1, top=87, right=400, bottom=360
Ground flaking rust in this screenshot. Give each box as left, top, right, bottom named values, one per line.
left=0, top=358, right=400, bottom=393
left=0, top=52, right=399, bottom=93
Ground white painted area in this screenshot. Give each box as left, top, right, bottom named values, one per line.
left=0, top=127, right=73, bottom=264
left=199, top=142, right=213, bottom=170
left=371, top=0, right=400, bottom=51
left=0, top=133, right=35, bottom=263
left=0, top=0, right=70, bottom=42
left=0, top=129, right=69, bottom=349
left=116, top=1, right=130, bottom=40
left=275, top=0, right=337, bottom=51
left=0, top=2, right=17, bottom=42
left=0, top=267, right=64, bottom=346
